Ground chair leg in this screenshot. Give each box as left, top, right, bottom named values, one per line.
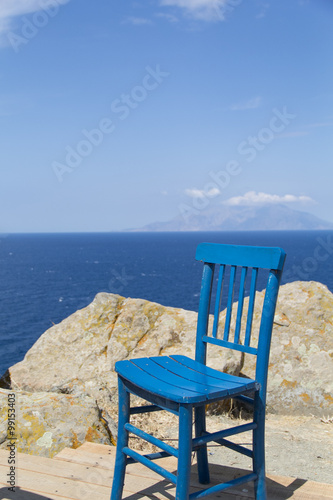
left=175, top=404, right=193, bottom=500
left=194, top=406, right=210, bottom=484
left=253, top=392, right=267, bottom=500
left=111, top=378, right=130, bottom=500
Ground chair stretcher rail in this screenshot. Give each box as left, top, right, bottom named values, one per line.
left=192, top=422, right=257, bottom=449
left=125, top=423, right=178, bottom=458
left=189, top=472, right=258, bottom=499
left=130, top=404, right=163, bottom=414
left=213, top=437, right=253, bottom=458
left=123, top=447, right=177, bottom=484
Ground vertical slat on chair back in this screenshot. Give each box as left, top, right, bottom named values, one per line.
left=244, top=267, right=258, bottom=347
left=195, top=261, right=215, bottom=365
left=195, top=243, right=286, bottom=380
left=211, top=265, right=225, bottom=339
left=209, top=264, right=259, bottom=350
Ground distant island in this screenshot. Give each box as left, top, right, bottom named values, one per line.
left=133, top=204, right=333, bottom=232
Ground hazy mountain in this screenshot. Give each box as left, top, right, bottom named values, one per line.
left=135, top=204, right=333, bottom=232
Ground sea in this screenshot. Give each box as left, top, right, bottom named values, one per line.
left=1, top=230, right=333, bottom=377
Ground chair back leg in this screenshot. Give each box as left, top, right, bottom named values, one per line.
left=195, top=406, right=210, bottom=485
left=175, top=404, right=193, bottom=500
left=253, top=392, right=267, bottom=500
left=111, top=378, right=130, bottom=500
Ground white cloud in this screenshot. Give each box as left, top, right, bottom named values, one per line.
left=256, top=2, right=269, bottom=19
left=230, top=96, right=262, bottom=111
left=279, top=131, right=309, bottom=138
left=306, top=121, right=333, bottom=129
left=223, top=191, right=315, bottom=206
left=160, top=0, right=234, bottom=22
left=185, top=187, right=220, bottom=198
left=0, top=18, right=10, bottom=40
left=155, top=12, right=179, bottom=23
left=0, top=0, right=71, bottom=38
left=123, top=17, right=153, bottom=26
left=0, top=0, right=44, bottom=20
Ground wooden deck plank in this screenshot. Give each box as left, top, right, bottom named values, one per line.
left=0, top=446, right=332, bottom=500
left=0, top=462, right=242, bottom=500
left=0, top=450, right=113, bottom=484
left=56, top=444, right=333, bottom=499
left=0, top=487, right=70, bottom=500
left=0, top=454, right=178, bottom=497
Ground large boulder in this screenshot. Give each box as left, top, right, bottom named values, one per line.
left=0, top=388, right=111, bottom=458
left=242, top=281, right=333, bottom=415
left=0, top=281, right=332, bottom=459
left=0, top=293, right=243, bottom=429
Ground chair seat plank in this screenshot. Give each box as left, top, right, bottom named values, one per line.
left=152, top=356, right=243, bottom=390
left=116, top=356, right=258, bottom=404
left=133, top=358, right=212, bottom=395
left=115, top=360, right=204, bottom=403
left=170, top=355, right=258, bottom=388
left=139, top=356, right=257, bottom=399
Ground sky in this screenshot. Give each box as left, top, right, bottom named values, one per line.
left=0, top=0, right=332, bottom=232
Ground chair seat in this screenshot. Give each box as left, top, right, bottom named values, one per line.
left=115, top=354, right=259, bottom=405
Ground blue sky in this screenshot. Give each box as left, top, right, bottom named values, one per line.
left=0, top=0, right=332, bottom=232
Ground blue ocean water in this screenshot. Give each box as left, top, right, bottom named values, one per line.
left=1, top=230, right=333, bottom=377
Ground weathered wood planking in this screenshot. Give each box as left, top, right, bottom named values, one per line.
left=0, top=445, right=332, bottom=500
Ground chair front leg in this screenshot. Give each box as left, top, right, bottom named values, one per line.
left=253, top=391, right=267, bottom=500
left=111, top=377, right=130, bottom=500
left=176, top=404, right=193, bottom=500
left=194, top=406, right=210, bottom=485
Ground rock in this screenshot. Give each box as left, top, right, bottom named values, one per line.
left=3, top=294, right=242, bottom=401
left=0, top=292, right=242, bottom=451
left=241, top=281, right=333, bottom=416
left=4, top=293, right=123, bottom=395
left=0, top=388, right=112, bottom=458
left=0, top=281, right=332, bottom=458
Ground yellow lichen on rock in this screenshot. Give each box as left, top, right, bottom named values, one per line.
left=0, top=282, right=332, bottom=459
left=0, top=389, right=111, bottom=458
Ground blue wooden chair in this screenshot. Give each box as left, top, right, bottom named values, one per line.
left=110, top=243, right=286, bottom=500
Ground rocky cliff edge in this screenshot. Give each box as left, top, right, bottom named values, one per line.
left=0, top=281, right=332, bottom=457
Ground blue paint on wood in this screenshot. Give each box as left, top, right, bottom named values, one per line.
left=195, top=242, right=286, bottom=270
left=245, top=267, right=258, bottom=346
left=223, top=265, right=236, bottom=341
left=110, top=242, right=286, bottom=500
left=234, top=266, right=248, bottom=344
left=212, top=264, right=225, bottom=339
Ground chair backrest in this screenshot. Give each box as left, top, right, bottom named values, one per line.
left=195, top=243, right=286, bottom=394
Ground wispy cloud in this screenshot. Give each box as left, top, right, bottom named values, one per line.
left=160, top=0, right=234, bottom=22
left=306, top=121, right=333, bottom=129
left=223, top=191, right=315, bottom=206
left=279, top=121, right=333, bottom=139
left=123, top=17, right=153, bottom=26
left=0, top=0, right=45, bottom=20
left=230, top=96, right=262, bottom=111
left=256, top=2, right=269, bottom=19
left=0, top=0, right=71, bottom=40
left=185, top=187, right=220, bottom=198
left=0, top=19, right=10, bottom=41
left=155, top=12, right=180, bottom=23
left=278, top=131, right=309, bottom=138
